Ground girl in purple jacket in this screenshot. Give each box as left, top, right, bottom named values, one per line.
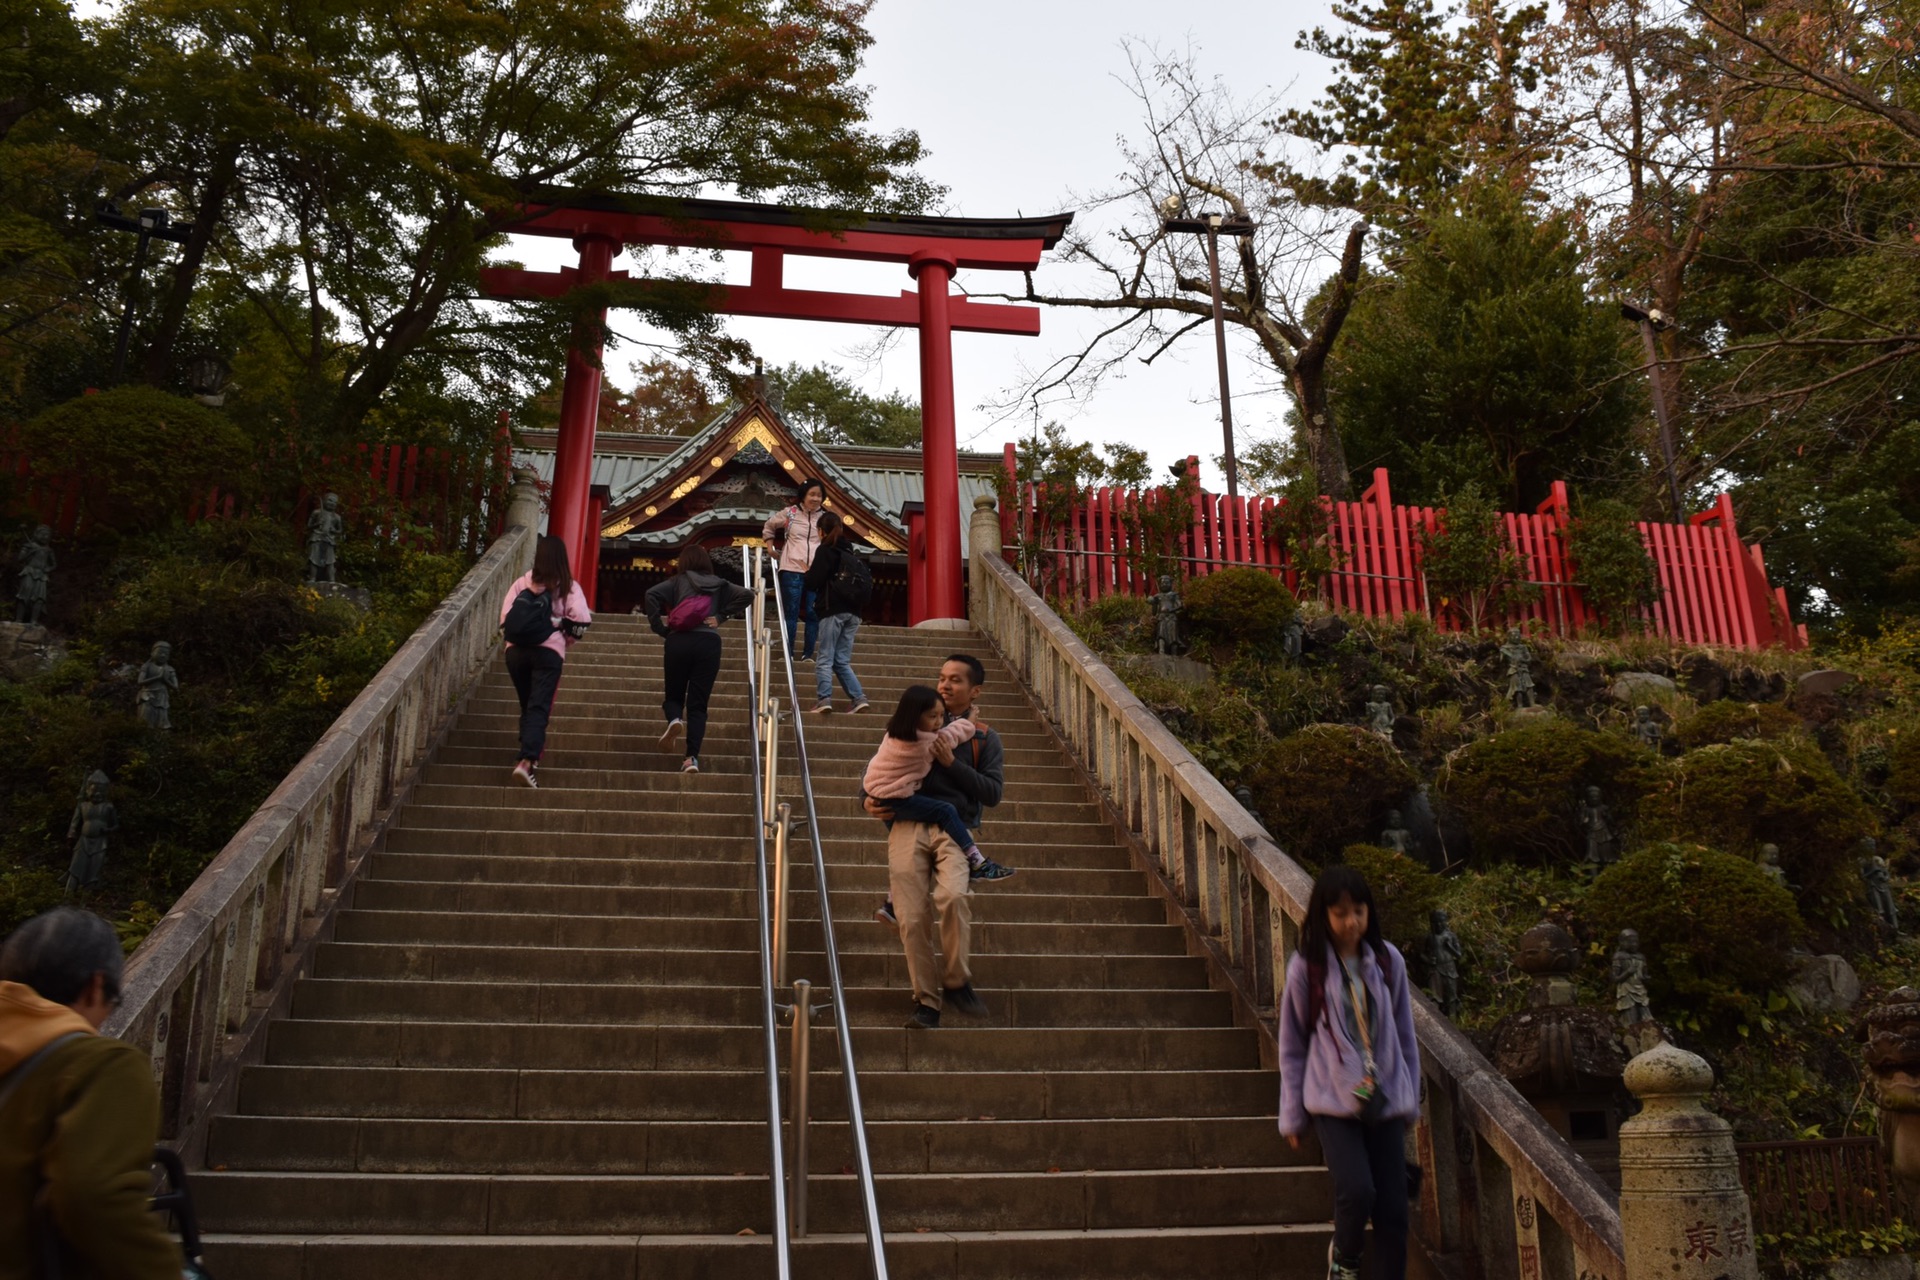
left=1279, top=866, right=1422, bottom=1280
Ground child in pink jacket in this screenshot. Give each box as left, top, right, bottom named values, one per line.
left=862, top=685, right=993, bottom=870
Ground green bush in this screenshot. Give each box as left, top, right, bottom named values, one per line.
left=1245, top=725, right=1417, bottom=863
left=1181, top=567, right=1297, bottom=655
left=1889, top=728, right=1920, bottom=805
left=1560, top=496, right=1661, bottom=630
left=17, top=388, right=255, bottom=535
left=1586, top=842, right=1804, bottom=1027
left=1639, top=740, right=1873, bottom=909
left=1067, top=593, right=1152, bottom=654
left=1672, top=700, right=1801, bottom=750
left=1437, top=722, right=1655, bottom=863
left=1126, top=671, right=1271, bottom=781
left=1335, top=844, right=1444, bottom=950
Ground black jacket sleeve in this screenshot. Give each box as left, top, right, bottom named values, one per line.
left=642, top=576, right=677, bottom=637
left=944, top=725, right=1005, bottom=811
left=716, top=581, right=757, bottom=622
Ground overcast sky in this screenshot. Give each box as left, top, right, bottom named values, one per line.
left=534, top=1, right=1341, bottom=488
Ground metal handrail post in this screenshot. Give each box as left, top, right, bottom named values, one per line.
left=773, top=802, right=792, bottom=989
left=790, top=977, right=812, bottom=1239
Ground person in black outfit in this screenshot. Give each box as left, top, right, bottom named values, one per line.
left=643, top=544, right=755, bottom=773
left=803, top=512, right=869, bottom=714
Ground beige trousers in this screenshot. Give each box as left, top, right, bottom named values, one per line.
left=887, top=820, right=972, bottom=1010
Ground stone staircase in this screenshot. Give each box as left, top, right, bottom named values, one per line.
left=194, top=614, right=1329, bottom=1277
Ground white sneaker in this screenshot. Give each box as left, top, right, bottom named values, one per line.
left=659, top=718, right=683, bottom=749
left=681, top=756, right=700, bottom=773
left=511, top=759, right=537, bottom=789
left=810, top=699, right=834, bottom=714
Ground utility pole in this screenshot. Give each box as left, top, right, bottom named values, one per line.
left=1161, top=204, right=1256, bottom=500
left=96, top=204, right=195, bottom=385
left=1620, top=299, right=1684, bottom=520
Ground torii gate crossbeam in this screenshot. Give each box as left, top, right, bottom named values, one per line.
left=479, top=191, right=1072, bottom=622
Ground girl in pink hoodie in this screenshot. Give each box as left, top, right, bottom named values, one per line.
left=861, top=685, right=992, bottom=869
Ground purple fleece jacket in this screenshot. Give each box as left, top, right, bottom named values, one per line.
left=1277, top=941, right=1422, bottom=1137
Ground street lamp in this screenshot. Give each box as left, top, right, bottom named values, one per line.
left=1160, top=198, right=1257, bottom=500
left=95, top=203, right=195, bottom=384
left=1620, top=299, right=1684, bottom=520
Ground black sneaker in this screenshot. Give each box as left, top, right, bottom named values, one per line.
left=873, top=900, right=897, bottom=927
left=944, top=983, right=988, bottom=1018
left=906, top=1003, right=940, bottom=1029
left=970, top=859, right=1016, bottom=882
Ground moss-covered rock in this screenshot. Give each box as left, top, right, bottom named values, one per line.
left=1437, top=722, right=1655, bottom=863
left=1586, top=842, right=1804, bottom=1027
left=1335, top=844, right=1444, bottom=950
left=1672, top=699, right=1802, bottom=750
left=1245, top=725, right=1416, bottom=863
left=1639, top=739, right=1873, bottom=908
left=1182, top=567, right=1296, bottom=656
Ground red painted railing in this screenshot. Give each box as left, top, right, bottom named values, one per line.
left=1000, top=453, right=1806, bottom=651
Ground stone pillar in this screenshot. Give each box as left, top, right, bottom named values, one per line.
left=969, top=494, right=1002, bottom=566
left=505, top=466, right=542, bottom=534
left=1619, top=1042, right=1758, bottom=1280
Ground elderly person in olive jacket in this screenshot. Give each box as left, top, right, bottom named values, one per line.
left=1, top=908, right=180, bottom=1279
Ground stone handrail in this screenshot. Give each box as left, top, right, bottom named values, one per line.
left=970, top=546, right=1626, bottom=1280
left=104, top=519, right=535, bottom=1152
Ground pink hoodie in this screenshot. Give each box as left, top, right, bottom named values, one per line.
left=862, top=718, right=977, bottom=800
left=499, top=572, right=592, bottom=660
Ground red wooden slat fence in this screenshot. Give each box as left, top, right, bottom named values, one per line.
left=1000, top=455, right=1806, bottom=652
left=1738, top=1138, right=1899, bottom=1236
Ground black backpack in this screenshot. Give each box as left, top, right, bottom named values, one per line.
left=829, top=549, right=873, bottom=612
left=502, top=586, right=557, bottom=646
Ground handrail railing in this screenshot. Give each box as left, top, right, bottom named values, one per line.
left=752, top=544, right=889, bottom=1277
left=103, top=518, right=536, bottom=1154
left=738, top=550, right=796, bottom=1278
left=970, top=547, right=1626, bottom=1280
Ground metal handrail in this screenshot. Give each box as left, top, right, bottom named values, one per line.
left=757, top=546, right=889, bottom=1277
left=737, top=549, right=794, bottom=1278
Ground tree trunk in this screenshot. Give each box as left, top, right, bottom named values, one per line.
left=1290, top=360, right=1352, bottom=500
left=142, top=142, right=240, bottom=387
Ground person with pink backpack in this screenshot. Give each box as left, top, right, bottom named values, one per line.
left=498, top=534, right=592, bottom=788
left=643, top=544, right=755, bottom=773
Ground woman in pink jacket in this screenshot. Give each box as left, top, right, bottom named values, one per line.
left=498, top=535, right=592, bottom=787
left=761, top=478, right=827, bottom=660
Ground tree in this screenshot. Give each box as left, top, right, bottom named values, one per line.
left=1328, top=185, right=1639, bottom=509
left=770, top=361, right=921, bottom=447
left=1418, top=481, right=1540, bottom=633
left=979, top=45, right=1370, bottom=498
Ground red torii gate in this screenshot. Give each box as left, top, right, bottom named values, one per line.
left=479, top=192, right=1071, bottom=621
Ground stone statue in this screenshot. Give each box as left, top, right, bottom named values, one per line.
left=305, top=493, right=344, bottom=584
left=1365, top=685, right=1394, bottom=738
left=1863, top=988, right=1920, bottom=1223
left=1425, top=909, right=1463, bottom=1018
left=1611, top=928, right=1652, bottom=1028
left=1500, top=626, right=1536, bottom=708
left=1280, top=615, right=1304, bottom=663
left=1631, top=704, right=1662, bottom=751
left=14, top=524, right=54, bottom=624
left=1577, top=785, right=1617, bottom=868
left=63, top=770, right=118, bottom=892
left=1862, top=838, right=1899, bottom=932
left=1379, top=810, right=1413, bottom=856
left=136, top=641, right=178, bottom=730
left=1757, top=843, right=1789, bottom=891
left=1149, top=575, right=1184, bottom=656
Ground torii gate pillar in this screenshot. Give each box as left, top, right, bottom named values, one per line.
left=549, top=234, right=618, bottom=591
left=910, top=251, right=964, bottom=624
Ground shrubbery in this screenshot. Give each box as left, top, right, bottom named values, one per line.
left=1335, top=844, right=1443, bottom=950
left=1245, top=725, right=1416, bottom=863
left=1181, top=567, right=1296, bottom=656
left=1067, top=593, right=1151, bottom=654
left=1639, top=739, right=1872, bottom=911
left=1673, top=699, right=1801, bottom=750
left=1437, top=722, right=1654, bottom=863
left=1586, top=842, right=1804, bottom=1027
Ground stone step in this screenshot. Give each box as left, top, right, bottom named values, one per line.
left=200, top=1222, right=1331, bottom=1280
left=286, top=978, right=1232, bottom=1029
left=402, top=784, right=1103, bottom=827
left=207, top=1113, right=1292, bottom=1175
left=428, top=745, right=1085, bottom=785
left=236, top=1064, right=1277, bottom=1121
left=416, top=762, right=1091, bottom=799
left=190, top=1165, right=1319, bottom=1236
left=375, top=829, right=1135, bottom=871
left=386, top=805, right=1115, bottom=843
left=258, top=1019, right=1259, bottom=1074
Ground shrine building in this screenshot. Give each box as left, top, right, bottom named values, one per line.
left=512, top=392, right=1005, bottom=624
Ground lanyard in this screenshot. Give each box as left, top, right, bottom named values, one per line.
left=1340, top=957, right=1378, bottom=1080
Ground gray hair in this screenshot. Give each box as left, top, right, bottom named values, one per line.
left=0, top=908, right=123, bottom=1005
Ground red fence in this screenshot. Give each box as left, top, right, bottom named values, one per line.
left=1738, top=1138, right=1899, bottom=1236
left=1000, top=452, right=1805, bottom=651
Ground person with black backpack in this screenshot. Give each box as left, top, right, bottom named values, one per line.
left=643, top=544, right=755, bottom=773
left=498, top=534, right=592, bottom=788
left=802, top=512, right=871, bottom=714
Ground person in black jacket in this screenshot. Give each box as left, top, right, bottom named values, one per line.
left=642, top=544, right=755, bottom=773
left=803, top=512, right=869, bottom=714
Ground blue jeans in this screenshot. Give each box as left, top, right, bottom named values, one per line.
left=883, top=793, right=976, bottom=858
left=815, top=612, right=865, bottom=703
left=778, top=570, right=818, bottom=656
